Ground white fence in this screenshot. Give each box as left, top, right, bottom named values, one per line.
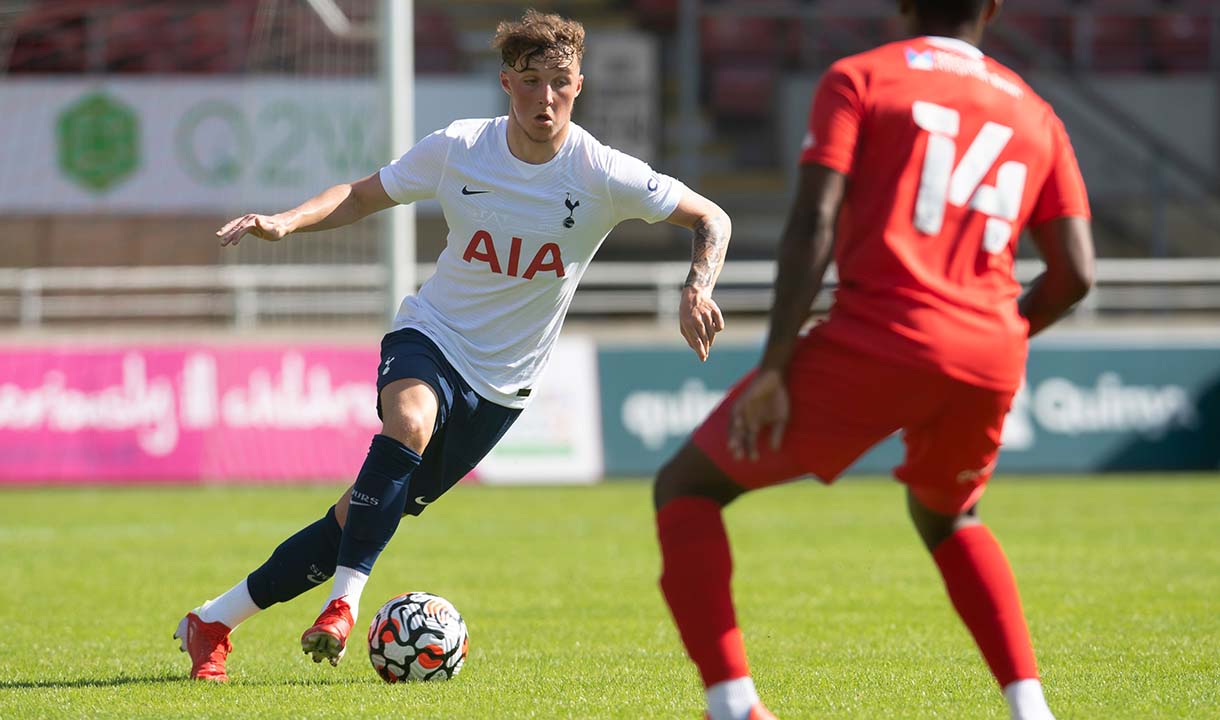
left=1, top=259, right=1219, bottom=328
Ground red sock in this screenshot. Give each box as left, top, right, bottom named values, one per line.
left=657, top=497, right=749, bottom=688
left=933, top=524, right=1039, bottom=687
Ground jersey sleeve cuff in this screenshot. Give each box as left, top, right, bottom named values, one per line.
left=378, top=165, right=411, bottom=205
left=644, top=177, right=686, bottom=224
left=800, top=151, right=852, bottom=175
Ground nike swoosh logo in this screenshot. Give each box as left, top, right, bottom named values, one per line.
left=414, top=496, right=433, bottom=506
left=461, top=185, right=489, bottom=195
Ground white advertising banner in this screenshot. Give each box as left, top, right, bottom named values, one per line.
left=0, top=77, right=501, bottom=214
left=477, top=335, right=603, bottom=485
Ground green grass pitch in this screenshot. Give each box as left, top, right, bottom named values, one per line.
left=1, top=476, right=1217, bottom=719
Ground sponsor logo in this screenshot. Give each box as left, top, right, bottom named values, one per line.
left=350, top=490, right=380, bottom=507
left=955, top=458, right=997, bottom=484
left=906, top=48, right=1023, bottom=98
left=461, top=229, right=565, bottom=279
left=460, top=185, right=489, bottom=195
left=646, top=177, right=659, bottom=193
left=563, top=192, right=580, bottom=229
left=414, top=495, right=433, bottom=506
left=306, top=564, right=331, bottom=584
left=1002, top=372, right=1198, bottom=450
left=0, top=351, right=380, bottom=458
left=905, top=47, right=935, bottom=71
left=621, top=379, right=725, bottom=450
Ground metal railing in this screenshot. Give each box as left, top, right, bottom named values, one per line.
left=2, top=259, right=1219, bottom=329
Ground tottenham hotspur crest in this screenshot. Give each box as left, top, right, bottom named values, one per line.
left=563, top=192, right=580, bottom=228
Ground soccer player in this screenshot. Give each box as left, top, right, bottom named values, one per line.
left=175, top=10, right=731, bottom=682
left=653, top=1, right=1093, bottom=719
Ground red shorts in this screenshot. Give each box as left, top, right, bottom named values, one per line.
left=692, top=332, right=1015, bottom=515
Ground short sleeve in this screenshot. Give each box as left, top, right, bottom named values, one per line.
left=800, top=61, right=865, bottom=174
left=378, top=127, right=450, bottom=205
left=1031, top=117, right=1091, bottom=225
left=604, top=149, right=686, bottom=225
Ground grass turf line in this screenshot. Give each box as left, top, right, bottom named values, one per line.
left=0, top=476, right=1216, bottom=719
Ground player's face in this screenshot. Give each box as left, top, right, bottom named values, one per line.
left=501, top=61, right=583, bottom=145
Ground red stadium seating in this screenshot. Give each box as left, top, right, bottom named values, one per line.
left=710, top=64, right=778, bottom=119
left=1151, top=13, right=1212, bottom=73
left=6, top=1, right=1217, bottom=77
left=1089, top=14, right=1151, bottom=72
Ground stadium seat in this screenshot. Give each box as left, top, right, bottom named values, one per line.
left=7, top=0, right=92, bottom=72
left=104, top=6, right=175, bottom=73
left=415, top=9, right=463, bottom=74
left=631, top=0, right=678, bottom=32
left=1088, top=14, right=1151, bottom=72
left=700, top=13, right=784, bottom=64
left=1150, top=13, right=1212, bottom=73
left=710, top=63, right=778, bottom=119
left=992, top=13, right=1074, bottom=69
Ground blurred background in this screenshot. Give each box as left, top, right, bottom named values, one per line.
left=0, top=0, right=1217, bottom=484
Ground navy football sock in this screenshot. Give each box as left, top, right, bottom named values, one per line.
left=337, top=434, right=423, bottom=575
left=246, top=505, right=343, bottom=609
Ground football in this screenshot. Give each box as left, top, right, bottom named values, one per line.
left=367, top=592, right=469, bottom=683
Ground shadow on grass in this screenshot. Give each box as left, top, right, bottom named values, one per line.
left=0, top=674, right=370, bottom=689
left=0, top=674, right=186, bottom=689
left=241, top=677, right=375, bottom=687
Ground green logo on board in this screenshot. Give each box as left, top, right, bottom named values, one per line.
left=57, top=92, right=140, bottom=193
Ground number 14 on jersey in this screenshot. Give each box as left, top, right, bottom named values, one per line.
left=912, top=101, right=1028, bottom=254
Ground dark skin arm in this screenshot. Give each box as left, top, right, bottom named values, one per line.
left=727, top=164, right=847, bottom=461
left=1019, top=215, right=1095, bottom=337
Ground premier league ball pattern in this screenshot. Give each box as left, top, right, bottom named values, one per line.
left=367, top=592, right=469, bottom=683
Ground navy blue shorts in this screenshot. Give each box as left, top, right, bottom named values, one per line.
left=376, top=328, right=521, bottom=516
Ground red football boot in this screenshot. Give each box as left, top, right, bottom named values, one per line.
left=174, top=612, right=233, bottom=682
left=301, top=596, right=354, bottom=666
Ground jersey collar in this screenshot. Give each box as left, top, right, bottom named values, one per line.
left=497, top=116, right=577, bottom=178
left=924, top=36, right=984, bottom=59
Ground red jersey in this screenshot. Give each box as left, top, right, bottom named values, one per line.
left=800, top=36, right=1090, bottom=391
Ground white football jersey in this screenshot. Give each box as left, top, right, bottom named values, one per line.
left=379, top=117, right=685, bottom=408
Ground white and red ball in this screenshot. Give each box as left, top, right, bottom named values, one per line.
left=367, top=592, right=468, bottom=683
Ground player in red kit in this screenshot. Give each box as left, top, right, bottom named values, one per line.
left=652, top=1, right=1093, bottom=719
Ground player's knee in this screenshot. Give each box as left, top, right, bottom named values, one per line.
left=381, top=405, right=434, bottom=453
left=652, top=457, right=687, bottom=510
left=906, top=489, right=980, bottom=551
left=653, top=443, right=743, bottom=511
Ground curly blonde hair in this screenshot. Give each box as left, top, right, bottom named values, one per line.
left=491, top=9, right=585, bottom=71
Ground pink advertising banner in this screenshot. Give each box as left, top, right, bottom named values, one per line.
left=0, top=345, right=385, bottom=484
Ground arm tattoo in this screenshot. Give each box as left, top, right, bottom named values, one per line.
left=684, top=214, right=730, bottom=290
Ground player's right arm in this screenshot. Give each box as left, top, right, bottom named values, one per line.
left=727, top=164, right=845, bottom=461
left=1018, top=115, right=1095, bottom=336
left=216, top=172, right=397, bottom=246
left=728, top=61, right=860, bottom=461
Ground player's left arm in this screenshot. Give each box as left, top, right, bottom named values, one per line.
left=664, top=190, right=732, bottom=362
left=1019, top=115, right=1095, bottom=337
